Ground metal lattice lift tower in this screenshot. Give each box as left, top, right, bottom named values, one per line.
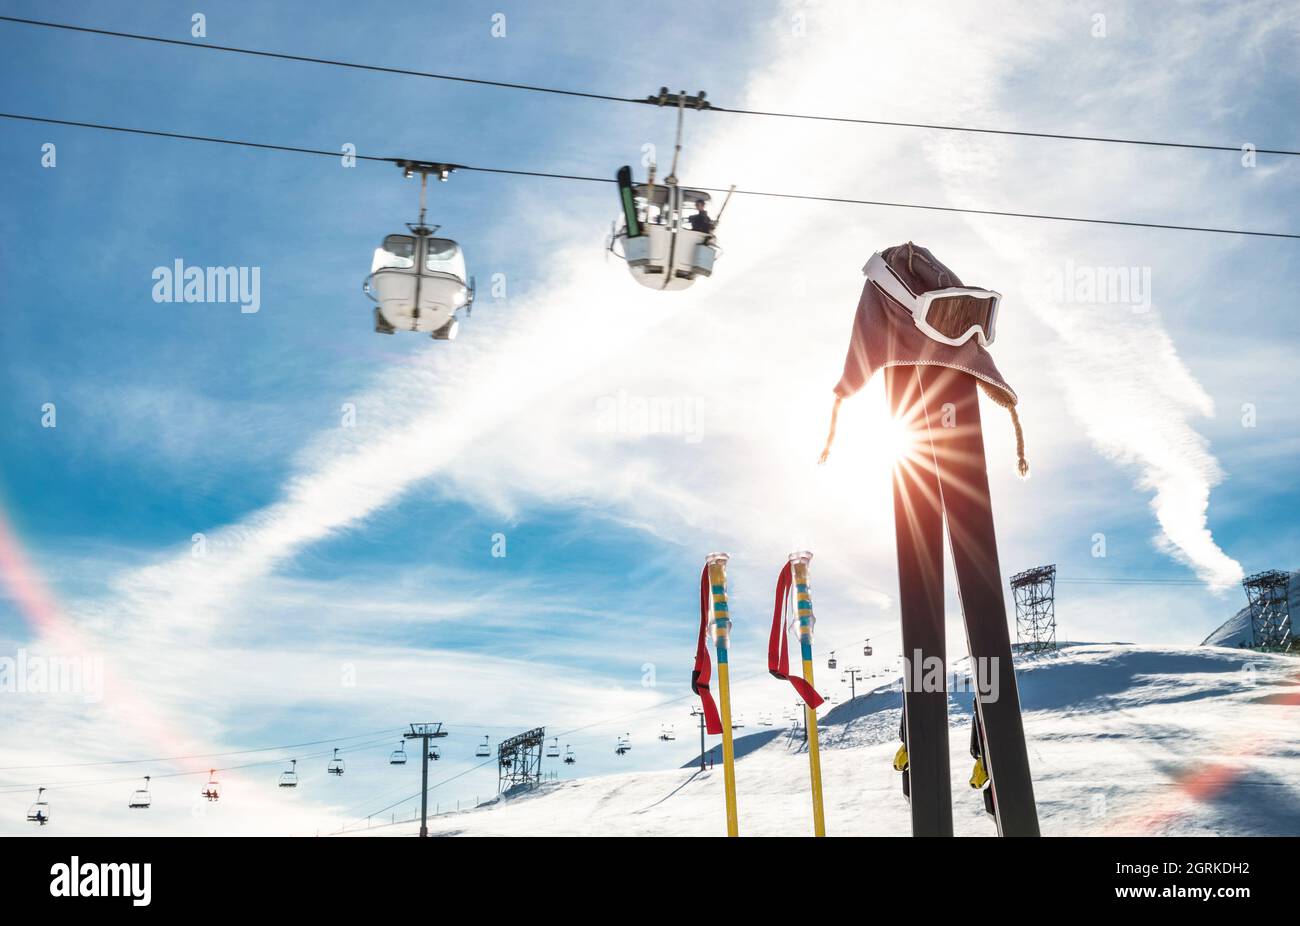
left=404, top=722, right=449, bottom=838
left=1243, top=570, right=1293, bottom=652
left=1010, top=565, right=1057, bottom=654
left=498, top=727, right=545, bottom=793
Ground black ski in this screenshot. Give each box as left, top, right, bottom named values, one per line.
left=922, top=368, right=1039, bottom=836
left=886, top=365, right=953, bottom=836
left=887, top=364, right=1041, bottom=837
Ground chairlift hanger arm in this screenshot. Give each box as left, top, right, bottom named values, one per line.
left=393, top=159, right=458, bottom=180
left=647, top=89, right=709, bottom=184
left=646, top=88, right=711, bottom=110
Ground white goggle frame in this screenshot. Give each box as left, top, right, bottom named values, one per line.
left=863, top=252, right=1000, bottom=347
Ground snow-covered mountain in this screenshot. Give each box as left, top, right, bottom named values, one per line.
left=344, top=643, right=1300, bottom=837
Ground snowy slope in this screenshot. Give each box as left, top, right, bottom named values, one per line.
left=344, top=644, right=1300, bottom=837
left=1201, top=570, right=1300, bottom=647
left=1203, top=606, right=1256, bottom=649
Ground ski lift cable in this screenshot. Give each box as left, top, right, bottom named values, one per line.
left=0, top=16, right=640, bottom=106
left=547, top=661, right=804, bottom=740
left=2, top=15, right=1295, bottom=158
left=338, top=756, right=498, bottom=829
left=1, top=113, right=1295, bottom=241
left=0, top=735, right=398, bottom=795
left=707, top=103, right=1300, bottom=157
left=0, top=737, right=396, bottom=796
left=330, top=777, right=428, bottom=819
left=1054, top=576, right=1209, bottom=584
left=0, top=726, right=403, bottom=772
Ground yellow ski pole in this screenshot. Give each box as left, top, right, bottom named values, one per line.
left=790, top=551, right=827, bottom=836
left=706, top=551, right=740, bottom=837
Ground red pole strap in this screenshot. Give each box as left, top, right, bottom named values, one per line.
left=769, top=561, right=825, bottom=709
left=692, top=564, right=723, bottom=735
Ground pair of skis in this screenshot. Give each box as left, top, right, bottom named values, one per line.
left=886, top=363, right=1040, bottom=837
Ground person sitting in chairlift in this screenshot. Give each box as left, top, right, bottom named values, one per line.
left=687, top=200, right=714, bottom=235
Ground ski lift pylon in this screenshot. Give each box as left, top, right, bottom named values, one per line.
left=364, top=161, right=475, bottom=339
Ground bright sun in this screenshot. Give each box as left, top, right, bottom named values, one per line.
left=881, top=413, right=918, bottom=465
left=827, top=402, right=921, bottom=481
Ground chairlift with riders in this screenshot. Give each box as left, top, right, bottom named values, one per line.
left=26, top=787, right=50, bottom=826
left=609, top=89, right=733, bottom=291
left=201, top=770, right=220, bottom=802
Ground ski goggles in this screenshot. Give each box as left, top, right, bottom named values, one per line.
left=864, top=251, right=1000, bottom=347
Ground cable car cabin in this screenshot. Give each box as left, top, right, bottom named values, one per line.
left=612, top=180, right=720, bottom=291
left=365, top=233, right=474, bottom=339
left=26, top=788, right=50, bottom=826
left=128, top=776, right=152, bottom=810
left=328, top=749, right=345, bottom=776
left=390, top=743, right=408, bottom=766
left=279, top=760, right=299, bottom=788
left=863, top=641, right=874, bottom=657
left=827, top=651, right=838, bottom=670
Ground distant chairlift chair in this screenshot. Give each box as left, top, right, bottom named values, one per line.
left=26, top=788, right=50, bottom=826
left=128, top=776, right=152, bottom=810
left=279, top=760, right=299, bottom=789
left=327, top=749, right=346, bottom=777
left=201, top=770, right=220, bottom=802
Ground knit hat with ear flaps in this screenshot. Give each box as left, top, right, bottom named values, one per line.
left=820, top=242, right=1028, bottom=477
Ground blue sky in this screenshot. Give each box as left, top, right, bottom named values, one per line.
left=1, top=0, right=1298, bottom=834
